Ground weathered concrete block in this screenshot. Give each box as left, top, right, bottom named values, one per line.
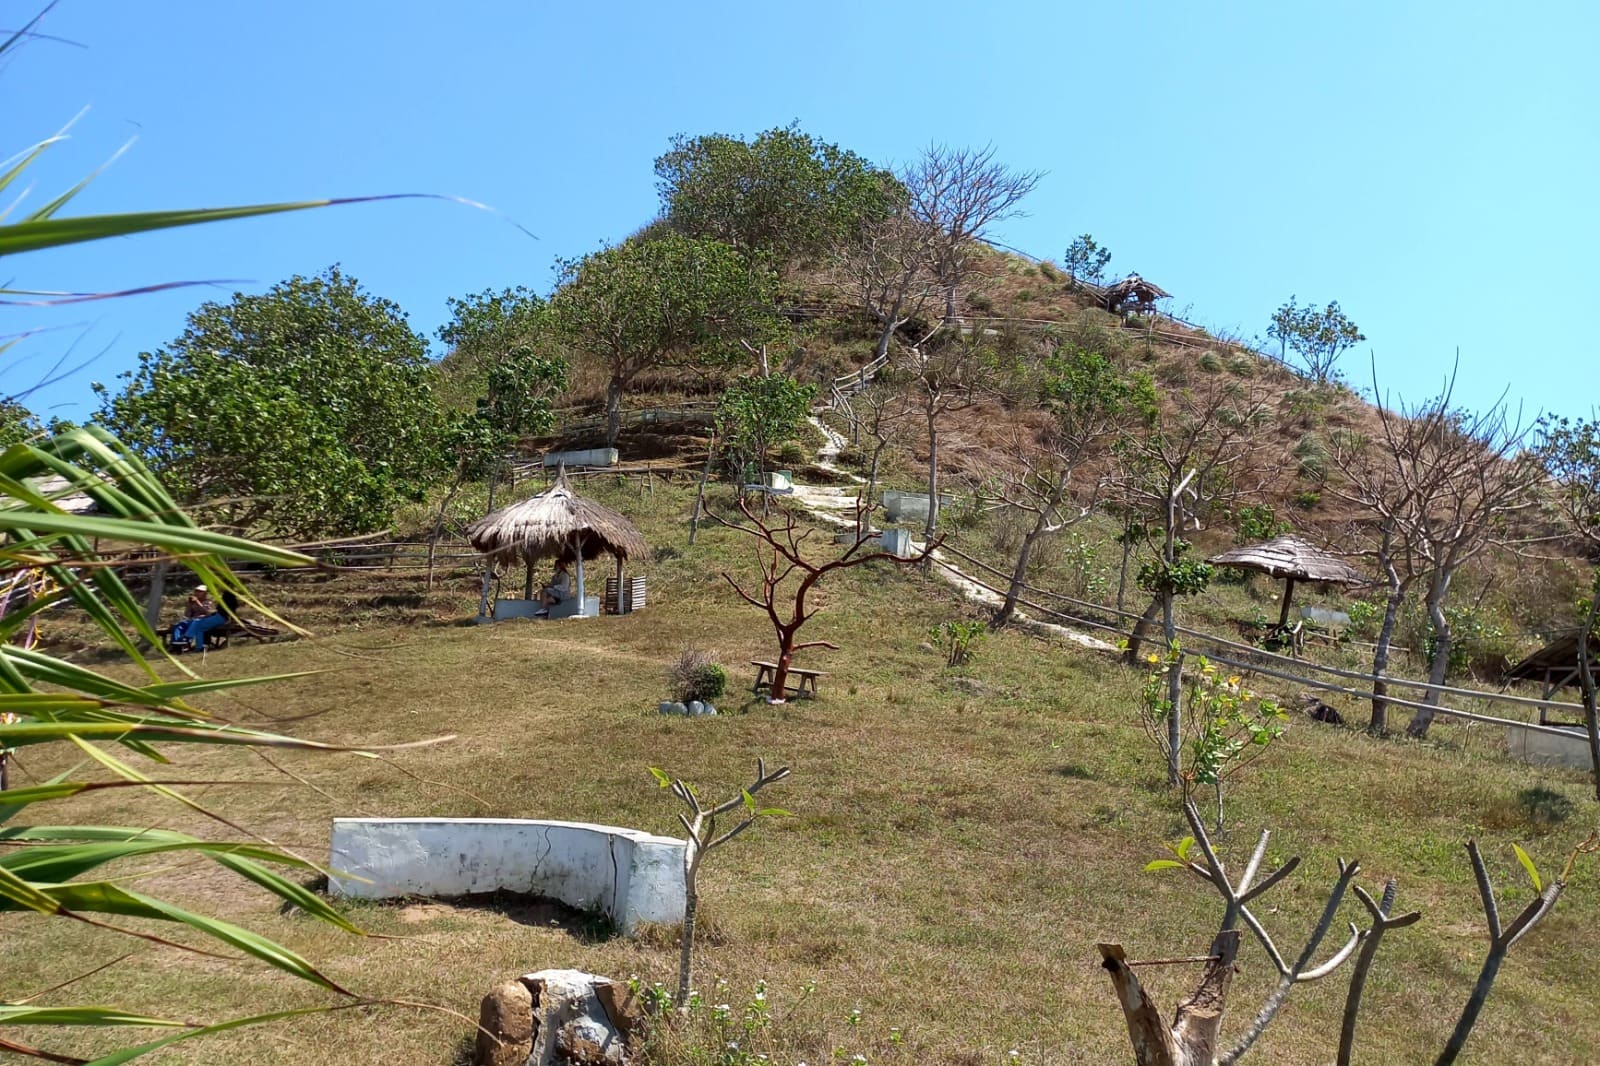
left=881, top=490, right=953, bottom=523
left=1506, top=723, right=1595, bottom=771
left=543, top=448, right=619, bottom=468
left=328, top=818, right=686, bottom=934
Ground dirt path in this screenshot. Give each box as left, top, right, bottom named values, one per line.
left=801, top=416, right=1118, bottom=655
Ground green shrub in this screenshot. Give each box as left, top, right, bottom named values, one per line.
left=1016, top=288, right=1035, bottom=302
left=670, top=648, right=727, bottom=702
left=1198, top=350, right=1223, bottom=373
left=930, top=620, right=987, bottom=667
left=775, top=440, right=807, bottom=466
left=1228, top=354, right=1257, bottom=377
left=1235, top=504, right=1289, bottom=543
left=969, top=292, right=994, bottom=313
left=1038, top=260, right=1061, bottom=281
left=1293, top=432, right=1328, bottom=481
left=1293, top=489, right=1322, bottom=510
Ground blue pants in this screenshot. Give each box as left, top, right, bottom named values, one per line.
left=188, top=613, right=227, bottom=650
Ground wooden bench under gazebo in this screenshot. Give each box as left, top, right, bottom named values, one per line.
left=467, top=470, right=652, bottom=621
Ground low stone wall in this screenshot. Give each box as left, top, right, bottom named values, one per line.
left=1505, top=723, right=1595, bottom=772
left=328, top=818, right=686, bottom=934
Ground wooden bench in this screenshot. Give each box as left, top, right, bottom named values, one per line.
left=751, top=660, right=824, bottom=699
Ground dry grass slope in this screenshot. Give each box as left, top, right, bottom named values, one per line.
left=6, top=481, right=1600, bottom=1064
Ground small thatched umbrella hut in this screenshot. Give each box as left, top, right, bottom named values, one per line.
left=1208, top=535, right=1367, bottom=629
left=466, top=470, right=651, bottom=619
left=1101, top=273, right=1171, bottom=316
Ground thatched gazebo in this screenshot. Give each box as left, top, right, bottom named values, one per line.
left=1208, top=535, right=1367, bottom=629
left=1101, top=273, right=1171, bottom=316
left=466, top=470, right=651, bottom=619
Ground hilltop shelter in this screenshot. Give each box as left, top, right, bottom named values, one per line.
left=1100, top=273, right=1171, bottom=316
left=467, top=469, right=651, bottom=620
left=1208, top=535, right=1367, bottom=629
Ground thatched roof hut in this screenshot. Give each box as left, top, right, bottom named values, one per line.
left=467, top=471, right=650, bottom=567
left=1208, top=535, right=1366, bottom=628
left=1101, top=273, right=1171, bottom=315
left=467, top=471, right=650, bottom=617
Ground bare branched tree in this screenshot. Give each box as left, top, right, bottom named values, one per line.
left=650, top=759, right=792, bottom=1006
left=992, top=348, right=1151, bottom=628
left=1330, top=366, right=1542, bottom=737
left=1116, top=378, right=1269, bottom=783
left=714, top=496, right=934, bottom=700
left=1100, top=800, right=1361, bottom=1065
left=831, top=211, right=941, bottom=362
left=1104, top=806, right=1594, bottom=1065
left=895, top=332, right=1003, bottom=542
left=900, top=143, right=1043, bottom=324
left=849, top=378, right=914, bottom=536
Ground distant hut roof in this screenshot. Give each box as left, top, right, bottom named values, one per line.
left=1102, top=273, right=1171, bottom=307
left=1505, top=630, right=1593, bottom=689
left=466, top=470, right=651, bottom=566
left=1207, top=535, right=1366, bottom=586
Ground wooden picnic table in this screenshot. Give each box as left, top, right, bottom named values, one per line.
left=751, top=660, right=824, bottom=699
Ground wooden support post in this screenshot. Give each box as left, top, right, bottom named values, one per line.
left=1278, top=576, right=1297, bottom=629
left=616, top=555, right=625, bottom=615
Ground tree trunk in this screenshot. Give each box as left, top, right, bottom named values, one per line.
left=604, top=375, right=625, bottom=448
left=923, top=406, right=940, bottom=542
left=1407, top=585, right=1452, bottom=739
left=767, top=632, right=796, bottom=703
left=995, top=507, right=1051, bottom=629
left=873, top=318, right=897, bottom=362
left=1116, top=524, right=1134, bottom=614
left=1125, top=595, right=1163, bottom=664
left=687, top=434, right=717, bottom=546
left=1100, top=931, right=1241, bottom=1066
left=860, top=443, right=885, bottom=538
left=1163, top=589, right=1181, bottom=785
left=141, top=560, right=169, bottom=646
left=1577, top=579, right=1600, bottom=801
left=675, top=872, right=699, bottom=1007
left=1369, top=589, right=1404, bottom=735
left=1435, top=951, right=1504, bottom=1066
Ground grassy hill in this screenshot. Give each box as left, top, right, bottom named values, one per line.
left=10, top=478, right=1600, bottom=1064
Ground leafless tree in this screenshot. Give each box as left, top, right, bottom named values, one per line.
left=714, top=496, right=934, bottom=700
left=990, top=351, right=1145, bottom=627
left=1102, top=802, right=1594, bottom=1065
left=1330, top=367, right=1542, bottom=738
left=1116, top=378, right=1269, bottom=783
left=849, top=378, right=914, bottom=537
left=896, top=331, right=1003, bottom=543
left=901, top=143, right=1043, bottom=324
left=831, top=211, right=941, bottom=362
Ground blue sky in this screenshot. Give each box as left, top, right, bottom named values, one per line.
left=8, top=0, right=1595, bottom=424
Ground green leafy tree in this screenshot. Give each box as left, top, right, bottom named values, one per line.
left=716, top=374, right=817, bottom=486
left=96, top=267, right=447, bottom=538
left=435, top=286, right=556, bottom=411
left=549, top=235, right=779, bottom=447
left=0, top=397, right=42, bottom=448
left=654, top=123, right=897, bottom=264
left=1267, top=297, right=1365, bottom=386
left=1063, top=233, right=1112, bottom=287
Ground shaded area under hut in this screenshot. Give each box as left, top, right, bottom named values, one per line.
left=1100, top=273, right=1171, bottom=317
left=466, top=470, right=651, bottom=620
left=1208, top=535, right=1367, bottom=631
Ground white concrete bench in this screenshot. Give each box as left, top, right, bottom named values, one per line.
left=328, top=818, right=685, bottom=934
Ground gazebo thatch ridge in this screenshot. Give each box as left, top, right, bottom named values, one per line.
left=1208, top=535, right=1366, bottom=586
left=1208, top=534, right=1366, bottom=630
left=466, top=473, right=652, bottom=566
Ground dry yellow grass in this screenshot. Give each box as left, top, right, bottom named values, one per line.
left=6, top=483, right=1599, bottom=1064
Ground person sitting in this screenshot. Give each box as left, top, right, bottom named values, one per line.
left=168, top=585, right=214, bottom=650
left=536, top=559, right=572, bottom=615
left=187, top=589, right=240, bottom=652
